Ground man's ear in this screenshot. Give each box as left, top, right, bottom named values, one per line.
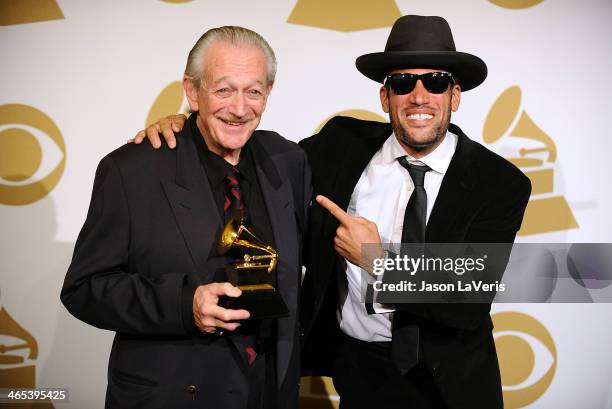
left=451, top=84, right=461, bottom=112
left=380, top=86, right=390, bottom=113
left=183, top=77, right=199, bottom=112
left=260, top=82, right=274, bottom=111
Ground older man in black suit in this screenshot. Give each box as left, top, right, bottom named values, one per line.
left=62, top=26, right=310, bottom=409
left=136, top=15, right=530, bottom=409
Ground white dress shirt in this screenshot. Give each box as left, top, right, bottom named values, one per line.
left=338, top=130, right=457, bottom=342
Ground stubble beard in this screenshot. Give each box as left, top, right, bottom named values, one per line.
left=390, top=101, right=452, bottom=153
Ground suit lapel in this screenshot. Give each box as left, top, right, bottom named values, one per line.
left=161, top=121, right=221, bottom=276
left=321, top=122, right=391, bottom=250
left=329, top=125, right=391, bottom=211
left=427, top=125, right=478, bottom=241
left=250, top=134, right=298, bottom=388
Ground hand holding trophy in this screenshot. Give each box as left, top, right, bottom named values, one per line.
left=217, top=217, right=289, bottom=320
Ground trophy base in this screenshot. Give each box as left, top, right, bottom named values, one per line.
left=222, top=286, right=289, bottom=320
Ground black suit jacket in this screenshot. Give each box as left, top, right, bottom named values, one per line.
left=299, top=116, right=531, bottom=409
left=61, top=119, right=311, bottom=409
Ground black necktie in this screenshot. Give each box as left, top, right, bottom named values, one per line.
left=392, top=157, right=431, bottom=375
left=398, top=157, right=431, bottom=244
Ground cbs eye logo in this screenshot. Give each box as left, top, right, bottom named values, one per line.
left=0, top=104, right=66, bottom=206
left=492, top=311, right=556, bottom=408
left=489, top=0, right=544, bottom=9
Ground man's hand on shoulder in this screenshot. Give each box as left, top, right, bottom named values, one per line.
left=128, top=114, right=187, bottom=149
left=193, top=282, right=250, bottom=335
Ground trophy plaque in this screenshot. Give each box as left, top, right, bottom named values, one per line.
left=217, top=217, right=289, bottom=319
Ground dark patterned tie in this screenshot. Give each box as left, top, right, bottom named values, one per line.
left=392, top=157, right=431, bottom=375
left=223, top=167, right=257, bottom=366
left=224, top=167, right=247, bottom=223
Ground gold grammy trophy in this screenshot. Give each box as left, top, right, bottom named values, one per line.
left=217, top=218, right=289, bottom=319
left=483, top=86, right=578, bottom=236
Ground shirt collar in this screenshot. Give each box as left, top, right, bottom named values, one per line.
left=382, top=129, right=457, bottom=175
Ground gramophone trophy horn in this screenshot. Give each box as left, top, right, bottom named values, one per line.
left=217, top=218, right=288, bottom=319
left=483, top=86, right=578, bottom=235
left=483, top=86, right=556, bottom=167
left=0, top=300, right=51, bottom=400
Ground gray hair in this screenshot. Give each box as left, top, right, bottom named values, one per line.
left=184, top=26, right=277, bottom=87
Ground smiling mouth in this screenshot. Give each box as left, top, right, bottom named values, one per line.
left=407, top=113, right=433, bottom=120
left=220, top=119, right=248, bottom=126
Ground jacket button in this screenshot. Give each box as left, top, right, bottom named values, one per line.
left=187, top=385, right=196, bottom=394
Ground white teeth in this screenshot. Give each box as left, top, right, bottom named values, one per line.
left=222, top=120, right=243, bottom=126
left=407, top=113, right=433, bottom=120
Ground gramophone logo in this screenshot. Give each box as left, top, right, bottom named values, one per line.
left=489, top=0, right=545, bottom=9
left=146, top=81, right=189, bottom=127
left=492, top=311, right=556, bottom=408
left=299, top=376, right=339, bottom=409
left=483, top=86, right=578, bottom=236
left=0, top=104, right=66, bottom=206
left=0, top=299, right=54, bottom=408
left=315, top=109, right=387, bottom=133
left=287, top=0, right=401, bottom=32
left=0, top=0, right=64, bottom=26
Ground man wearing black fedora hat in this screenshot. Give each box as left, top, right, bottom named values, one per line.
left=299, top=15, right=530, bottom=409
left=135, top=14, right=531, bottom=409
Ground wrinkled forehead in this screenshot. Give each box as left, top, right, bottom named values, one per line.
left=202, top=41, right=269, bottom=84
left=204, top=41, right=267, bottom=68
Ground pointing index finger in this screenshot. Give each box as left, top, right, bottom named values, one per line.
left=316, top=195, right=352, bottom=225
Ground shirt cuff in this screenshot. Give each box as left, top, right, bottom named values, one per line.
left=371, top=249, right=396, bottom=314
left=181, top=274, right=200, bottom=336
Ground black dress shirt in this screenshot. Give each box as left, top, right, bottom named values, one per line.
left=189, top=117, right=275, bottom=252
left=189, top=116, right=277, bottom=409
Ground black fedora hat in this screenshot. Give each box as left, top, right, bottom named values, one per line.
left=356, top=15, right=487, bottom=91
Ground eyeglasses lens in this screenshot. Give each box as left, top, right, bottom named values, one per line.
left=386, top=73, right=454, bottom=95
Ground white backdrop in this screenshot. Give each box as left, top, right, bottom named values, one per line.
left=2, top=1, right=612, bottom=408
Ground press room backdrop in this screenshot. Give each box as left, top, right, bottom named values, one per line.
left=1, top=1, right=612, bottom=408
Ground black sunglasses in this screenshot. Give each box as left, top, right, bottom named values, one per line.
left=384, top=72, right=456, bottom=95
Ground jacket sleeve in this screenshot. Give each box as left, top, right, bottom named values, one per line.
left=60, top=155, right=195, bottom=336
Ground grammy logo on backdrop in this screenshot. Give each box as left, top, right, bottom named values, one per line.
left=287, top=0, right=400, bottom=32
left=0, top=0, right=63, bottom=26
left=314, top=109, right=387, bottom=133
left=299, top=376, right=339, bottom=409
left=0, top=299, right=54, bottom=408
left=488, top=0, right=545, bottom=9
left=483, top=86, right=578, bottom=236
left=146, top=81, right=190, bottom=128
